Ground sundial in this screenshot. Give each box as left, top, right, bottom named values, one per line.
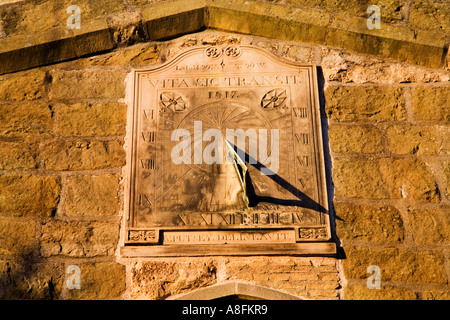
left=122, top=45, right=335, bottom=256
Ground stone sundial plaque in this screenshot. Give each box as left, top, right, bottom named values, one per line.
left=122, top=45, right=335, bottom=256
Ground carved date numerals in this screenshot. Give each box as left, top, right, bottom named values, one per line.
left=208, top=91, right=238, bottom=99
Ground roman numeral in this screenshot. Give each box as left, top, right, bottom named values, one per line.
left=295, top=133, right=310, bottom=144
left=293, top=107, right=307, bottom=118
left=297, top=155, right=309, bottom=167
left=138, top=194, right=152, bottom=207
left=298, top=178, right=305, bottom=188
left=143, top=109, right=155, bottom=119
left=140, top=158, right=155, bottom=170
left=141, top=131, right=156, bottom=142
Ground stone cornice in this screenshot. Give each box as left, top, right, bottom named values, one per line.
left=0, top=0, right=448, bottom=74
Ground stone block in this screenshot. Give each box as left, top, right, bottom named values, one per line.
left=0, top=260, right=63, bottom=299
left=325, top=86, right=406, bottom=122
left=386, top=125, right=449, bottom=155
left=10, top=0, right=125, bottom=36
left=39, top=139, right=125, bottom=171
left=65, top=174, right=120, bottom=217
left=0, top=102, right=53, bottom=138
left=422, top=291, right=450, bottom=300
left=328, top=124, right=384, bottom=154
left=409, top=0, right=450, bottom=33
left=0, top=220, right=36, bottom=257
left=411, top=86, right=450, bottom=123
left=343, top=247, right=448, bottom=284
left=445, top=161, right=450, bottom=198
left=78, top=44, right=161, bottom=66
left=130, top=259, right=217, bottom=299
left=66, top=262, right=126, bottom=300
left=57, top=102, right=127, bottom=136
left=334, top=202, right=404, bottom=243
left=40, top=220, right=119, bottom=257
left=49, top=68, right=126, bottom=100
left=207, top=4, right=329, bottom=45
left=0, top=141, right=37, bottom=170
left=344, top=285, right=417, bottom=300
left=332, top=157, right=439, bottom=202
left=406, top=206, right=450, bottom=245
left=326, top=15, right=445, bottom=68
left=0, top=69, right=46, bottom=101
left=0, top=175, right=61, bottom=217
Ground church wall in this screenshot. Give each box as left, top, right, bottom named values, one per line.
left=0, top=1, right=448, bottom=300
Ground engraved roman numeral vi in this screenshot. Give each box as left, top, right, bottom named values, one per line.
left=143, top=109, right=155, bottom=119
left=297, top=155, right=309, bottom=166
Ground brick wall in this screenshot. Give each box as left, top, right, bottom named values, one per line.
left=0, top=1, right=449, bottom=300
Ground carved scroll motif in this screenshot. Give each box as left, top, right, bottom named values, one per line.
left=128, top=230, right=158, bottom=242
left=298, top=227, right=328, bottom=240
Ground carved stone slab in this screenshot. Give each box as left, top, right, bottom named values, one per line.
left=123, top=45, right=334, bottom=256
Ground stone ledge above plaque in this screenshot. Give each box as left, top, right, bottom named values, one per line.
left=122, top=45, right=335, bottom=257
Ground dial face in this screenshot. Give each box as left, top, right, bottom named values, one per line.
left=127, top=45, right=329, bottom=239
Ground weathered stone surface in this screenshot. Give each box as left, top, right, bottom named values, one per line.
left=0, top=220, right=36, bottom=257
left=281, top=44, right=319, bottom=64
left=205, top=1, right=330, bottom=45
left=78, top=44, right=161, bottom=66
left=0, top=141, right=37, bottom=170
left=131, top=259, right=217, bottom=299
left=407, top=206, right=450, bottom=245
left=386, top=125, right=449, bottom=155
left=0, top=70, right=46, bottom=101
left=40, top=221, right=119, bottom=257
left=326, top=15, right=446, bottom=68
left=411, top=86, right=450, bottom=123
left=0, top=175, right=61, bottom=217
left=290, top=0, right=407, bottom=23
left=325, top=86, right=406, bottom=122
left=9, top=0, right=125, bottom=36
left=66, top=262, right=125, bottom=300
left=344, top=285, right=417, bottom=300
left=49, top=68, right=126, bottom=100
left=321, top=48, right=450, bottom=84
left=65, top=174, right=120, bottom=217
left=409, top=0, right=450, bottom=33
left=57, top=102, right=127, bottom=136
left=334, top=202, right=404, bottom=243
left=343, top=247, right=448, bottom=284
left=333, top=157, right=440, bottom=201
left=0, top=102, right=53, bottom=137
left=39, top=139, right=125, bottom=171
left=328, top=124, right=383, bottom=154
left=422, top=291, right=450, bottom=300
left=445, top=160, right=450, bottom=198
left=0, top=260, right=63, bottom=299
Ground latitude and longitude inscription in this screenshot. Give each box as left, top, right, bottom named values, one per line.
left=124, top=45, right=331, bottom=254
